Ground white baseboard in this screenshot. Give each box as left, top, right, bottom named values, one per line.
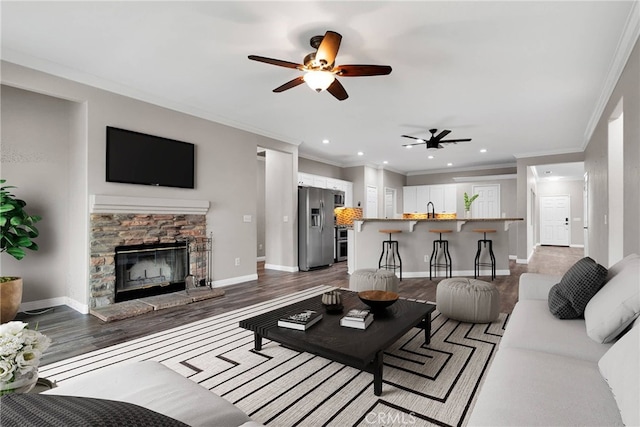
left=211, top=274, right=258, bottom=288
left=257, top=256, right=266, bottom=262
left=509, top=255, right=517, bottom=260
left=570, top=244, right=585, bottom=248
left=516, top=258, right=529, bottom=264
left=264, top=264, right=299, bottom=272
left=20, top=296, right=89, bottom=315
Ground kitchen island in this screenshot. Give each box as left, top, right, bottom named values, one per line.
left=348, top=218, right=523, bottom=278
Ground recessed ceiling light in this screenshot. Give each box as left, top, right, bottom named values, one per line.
left=383, top=160, right=388, bottom=164
left=480, top=148, right=487, bottom=153
left=322, top=139, right=330, bottom=144
left=447, top=162, right=453, bottom=167
left=405, top=145, right=412, bottom=149
left=427, top=155, right=434, bottom=159
left=357, top=151, right=364, bottom=156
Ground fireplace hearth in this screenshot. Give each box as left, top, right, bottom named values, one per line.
left=114, top=242, right=188, bottom=302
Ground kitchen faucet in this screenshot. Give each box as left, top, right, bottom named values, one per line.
left=427, top=202, right=435, bottom=219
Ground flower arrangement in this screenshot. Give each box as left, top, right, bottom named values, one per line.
left=0, top=321, right=51, bottom=395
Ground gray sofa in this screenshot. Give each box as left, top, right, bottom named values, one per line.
left=469, top=255, right=640, bottom=426
left=43, top=360, right=262, bottom=427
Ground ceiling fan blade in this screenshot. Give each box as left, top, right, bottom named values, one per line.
left=316, top=31, right=342, bottom=66
left=434, top=129, right=451, bottom=140
left=326, top=78, right=348, bottom=101
left=402, top=142, right=427, bottom=147
left=440, top=138, right=472, bottom=143
left=273, top=76, right=305, bottom=92
left=401, top=135, right=425, bottom=142
left=248, top=55, right=302, bottom=70
left=334, top=64, right=393, bottom=76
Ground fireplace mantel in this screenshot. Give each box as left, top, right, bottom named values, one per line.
left=90, top=194, right=209, bottom=215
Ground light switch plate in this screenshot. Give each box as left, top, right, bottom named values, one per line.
left=243, top=215, right=252, bottom=223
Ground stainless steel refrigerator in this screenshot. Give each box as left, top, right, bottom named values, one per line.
left=298, top=187, right=335, bottom=271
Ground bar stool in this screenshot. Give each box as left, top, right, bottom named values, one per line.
left=378, top=229, right=402, bottom=281
left=429, top=229, right=453, bottom=279
left=474, top=229, right=496, bottom=280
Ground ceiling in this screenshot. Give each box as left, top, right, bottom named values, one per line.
left=2, top=1, right=638, bottom=176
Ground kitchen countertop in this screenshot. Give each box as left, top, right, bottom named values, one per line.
left=354, top=217, right=524, bottom=232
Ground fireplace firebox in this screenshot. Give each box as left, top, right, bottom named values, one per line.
left=114, top=242, right=188, bottom=302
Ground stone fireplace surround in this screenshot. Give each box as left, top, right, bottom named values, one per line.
left=89, top=195, right=209, bottom=309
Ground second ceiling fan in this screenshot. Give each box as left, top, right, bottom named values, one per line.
left=401, top=129, right=472, bottom=149
left=248, top=30, right=392, bottom=101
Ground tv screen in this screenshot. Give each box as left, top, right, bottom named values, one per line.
left=106, top=127, right=195, bottom=189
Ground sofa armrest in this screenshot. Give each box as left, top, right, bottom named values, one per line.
left=43, top=361, right=255, bottom=427
left=519, top=273, right=562, bottom=301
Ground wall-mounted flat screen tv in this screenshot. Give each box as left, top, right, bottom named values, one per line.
left=106, top=126, right=195, bottom=189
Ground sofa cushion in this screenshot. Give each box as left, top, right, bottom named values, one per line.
left=501, top=300, right=612, bottom=362
left=44, top=361, right=253, bottom=427
left=584, top=255, right=640, bottom=343
left=518, top=273, right=562, bottom=300
left=599, top=323, right=640, bottom=427
left=467, top=347, right=623, bottom=426
left=606, top=253, right=639, bottom=282
left=548, top=257, right=607, bottom=319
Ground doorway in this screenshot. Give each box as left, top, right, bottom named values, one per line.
left=540, top=195, right=570, bottom=246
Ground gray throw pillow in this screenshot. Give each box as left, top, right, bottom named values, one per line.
left=548, top=257, right=608, bottom=319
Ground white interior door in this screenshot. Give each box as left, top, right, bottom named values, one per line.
left=540, top=195, right=570, bottom=246
left=366, top=185, right=378, bottom=218
left=472, top=184, right=500, bottom=218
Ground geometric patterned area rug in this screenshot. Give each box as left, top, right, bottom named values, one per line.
left=39, top=285, right=508, bottom=427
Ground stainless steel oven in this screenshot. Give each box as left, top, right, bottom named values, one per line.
left=335, top=227, right=348, bottom=262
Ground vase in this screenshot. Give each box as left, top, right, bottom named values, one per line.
left=0, top=278, right=23, bottom=324
left=0, top=367, right=38, bottom=395
left=321, top=290, right=343, bottom=313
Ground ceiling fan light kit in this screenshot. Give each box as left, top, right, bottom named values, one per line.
left=249, top=30, right=392, bottom=101
left=303, top=71, right=335, bottom=92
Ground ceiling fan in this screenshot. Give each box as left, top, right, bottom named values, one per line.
left=401, top=129, right=472, bottom=149
left=248, top=30, right=392, bottom=101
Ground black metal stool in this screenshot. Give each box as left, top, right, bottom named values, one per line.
left=429, top=229, right=452, bottom=279
left=474, top=229, right=496, bottom=280
left=378, top=229, right=402, bottom=281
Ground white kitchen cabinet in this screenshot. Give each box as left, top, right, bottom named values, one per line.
left=403, top=186, right=417, bottom=213
left=297, top=172, right=353, bottom=205
left=403, top=184, right=457, bottom=213
left=312, top=176, right=327, bottom=188
left=443, top=184, right=457, bottom=212
left=344, top=182, right=353, bottom=206
left=298, top=173, right=314, bottom=186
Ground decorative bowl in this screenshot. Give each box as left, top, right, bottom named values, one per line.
left=357, top=290, right=399, bottom=311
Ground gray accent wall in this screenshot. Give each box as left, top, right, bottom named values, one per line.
left=1, top=61, right=298, bottom=312
left=585, top=37, right=640, bottom=265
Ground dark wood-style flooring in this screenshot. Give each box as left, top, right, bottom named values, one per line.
left=18, top=245, right=583, bottom=366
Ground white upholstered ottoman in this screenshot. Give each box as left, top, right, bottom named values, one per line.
left=436, top=278, right=500, bottom=323
left=349, top=268, right=399, bottom=292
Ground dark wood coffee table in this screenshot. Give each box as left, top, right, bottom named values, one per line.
left=239, top=290, right=436, bottom=396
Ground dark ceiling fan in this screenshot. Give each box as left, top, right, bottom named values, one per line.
left=248, top=30, right=392, bottom=101
left=401, top=129, right=472, bottom=149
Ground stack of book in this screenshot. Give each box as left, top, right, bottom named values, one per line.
left=340, top=309, right=373, bottom=330
left=277, top=310, right=323, bottom=330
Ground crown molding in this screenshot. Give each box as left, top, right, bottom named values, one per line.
left=583, top=1, right=640, bottom=147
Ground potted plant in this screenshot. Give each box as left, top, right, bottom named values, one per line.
left=0, top=180, right=41, bottom=323
left=463, top=192, right=479, bottom=219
